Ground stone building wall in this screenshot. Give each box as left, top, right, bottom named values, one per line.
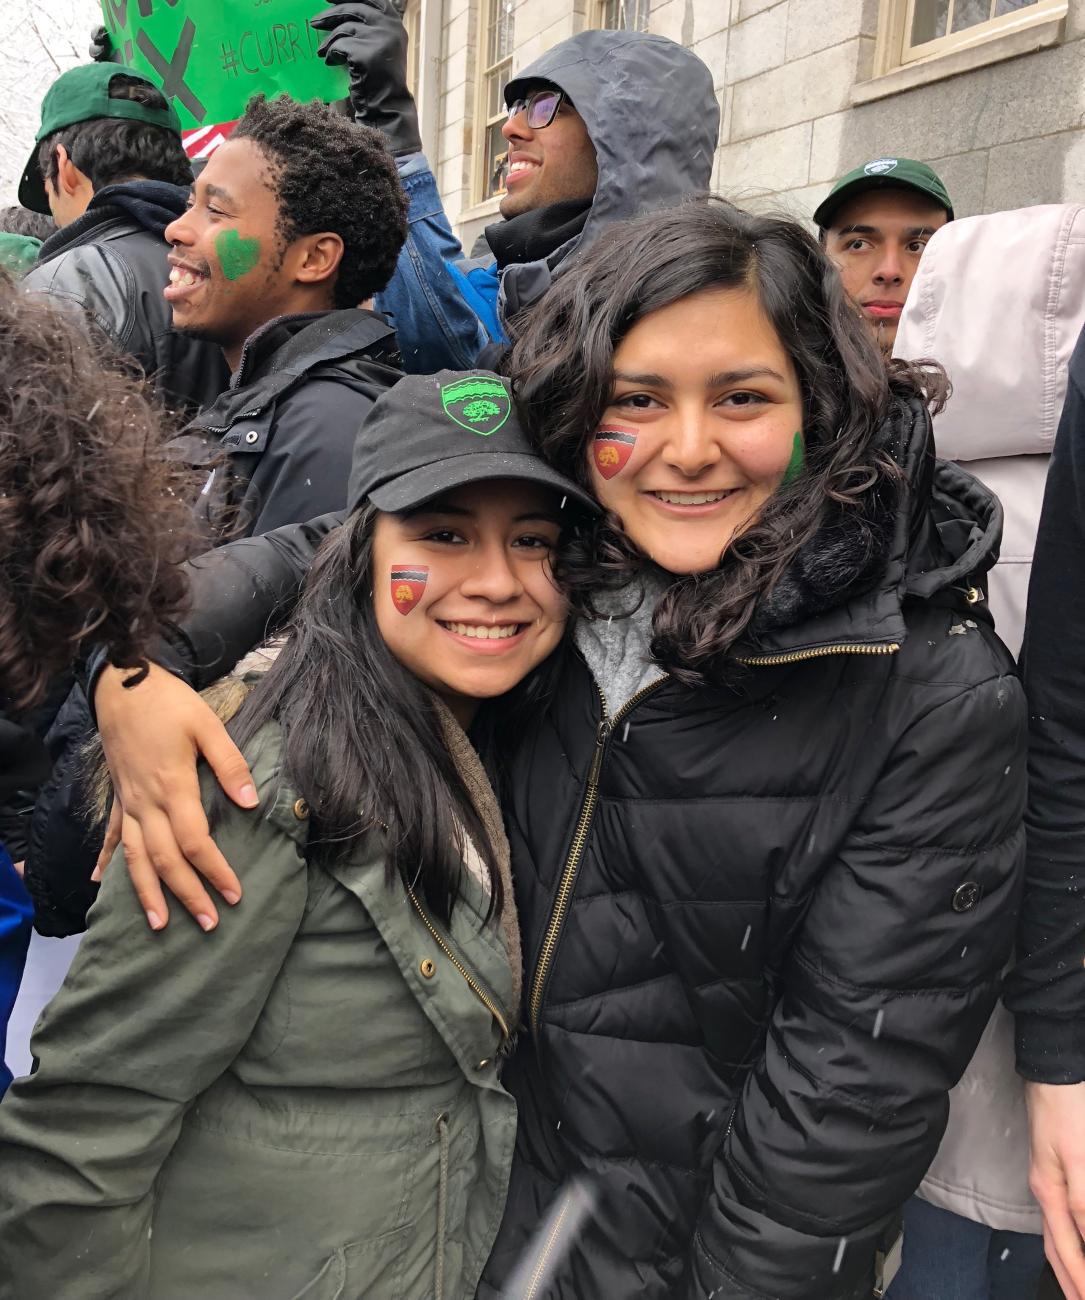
left=426, top=0, right=1085, bottom=250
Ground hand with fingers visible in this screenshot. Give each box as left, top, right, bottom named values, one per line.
left=1026, top=1080, right=1085, bottom=1300
left=94, top=663, right=256, bottom=932
left=311, top=0, right=422, bottom=157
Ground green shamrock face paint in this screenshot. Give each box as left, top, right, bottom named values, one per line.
left=782, top=431, right=804, bottom=486
left=215, top=228, right=261, bottom=282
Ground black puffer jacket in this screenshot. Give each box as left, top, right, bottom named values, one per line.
left=22, top=181, right=227, bottom=414
left=479, top=398, right=1026, bottom=1299
left=78, top=397, right=1026, bottom=1296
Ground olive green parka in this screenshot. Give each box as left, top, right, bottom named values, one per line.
left=0, top=719, right=518, bottom=1300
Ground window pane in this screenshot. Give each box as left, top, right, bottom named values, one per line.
left=489, top=0, right=515, bottom=64
left=601, top=0, right=650, bottom=31
left=488, top=67, right=506, bottom=119
left=994, top=0, right=1038, bottom=13
left=911, top=0, right=950, bottom=43
left=951, top=0, right=994, bottom=30
left=484, top=118, right=509, bottom=198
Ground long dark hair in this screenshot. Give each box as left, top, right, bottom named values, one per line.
left=0, top=272, right=195, bottom=713
left=228, top=507, right=560, bottom=926
left=508, top=196, right=947, bottom=686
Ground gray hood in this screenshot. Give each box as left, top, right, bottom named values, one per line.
left=499, top=29, right=719, bottom=321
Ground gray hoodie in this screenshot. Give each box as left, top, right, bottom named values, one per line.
left=497, top=29, right=720, bottom=325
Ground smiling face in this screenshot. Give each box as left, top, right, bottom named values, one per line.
left=824, top=187, right=948, bottom=351
left=372, top=479, right=568, bottom=725
left=499, top=87, right=598, bottom=219
left=590, top=286, right=804, bottom=575
left=162, top=137, right=343, bottom=369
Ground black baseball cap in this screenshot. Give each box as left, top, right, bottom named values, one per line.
left=348, top=370, right=599, bottom=516
left=19, top=63, right=182, bottom=214
left=813, top=157, right=953, bottom=230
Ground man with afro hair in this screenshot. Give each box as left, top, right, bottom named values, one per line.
left=164, top=92, right=407, bottom=540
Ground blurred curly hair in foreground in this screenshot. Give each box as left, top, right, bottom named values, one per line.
left=0, top=271, right=196, bottom=713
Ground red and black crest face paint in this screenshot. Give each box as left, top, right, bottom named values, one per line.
left=390, top=565, right=428, bottom=615
left=592, top=426, right=637, bottom=479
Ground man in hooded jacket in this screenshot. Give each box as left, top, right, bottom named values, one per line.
left=312, top=0, right=720, bottom=372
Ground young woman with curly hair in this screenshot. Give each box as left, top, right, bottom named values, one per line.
left=0, top=271, right=194, bottom=1092
left=83, top=198, right=1026, bottom=1299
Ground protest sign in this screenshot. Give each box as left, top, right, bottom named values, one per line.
left=99, top=0, right=349, bottom=157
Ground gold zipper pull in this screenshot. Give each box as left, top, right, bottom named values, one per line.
left=588, top=719, right=609, bottom=786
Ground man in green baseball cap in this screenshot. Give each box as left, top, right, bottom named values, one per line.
left=19, top=63, right=226, bottom=413
left=18, top=62, right=184, bottom=218
left=814, top=157, right=953, bottom=352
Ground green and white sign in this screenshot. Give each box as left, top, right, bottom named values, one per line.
left=99, top=0, right=348, bottom=149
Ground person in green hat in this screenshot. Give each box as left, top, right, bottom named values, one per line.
left=19, top=63, right=227, bottom=413
left=814, top=157, right=953, bottom=353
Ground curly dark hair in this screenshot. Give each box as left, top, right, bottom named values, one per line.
left=37, top=73, right=192, bottom=196
left=0, top=206, right=55, bottom=241
left=0, top=271, right=197, bottom=713
left=508, top=196, right=948, bottom=686
left=232, top=94, right=408, bottom=309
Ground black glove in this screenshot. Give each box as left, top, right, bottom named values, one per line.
left=88, top=24, right=115, bottom=63
left=311, top=0, right=422, bottom=158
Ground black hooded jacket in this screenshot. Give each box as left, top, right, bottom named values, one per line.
left=476, top=399, right=1025, bottom=1298
left=493, top=31, right=720, bottom=327
left=22, top=181, right=227, bottom=413
left=93, top=397, right=1026, bottom=1296
left=167, top=309, right=402, bottom=541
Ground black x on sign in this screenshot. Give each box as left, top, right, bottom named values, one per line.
left=103, top=0, right=207, bottom=125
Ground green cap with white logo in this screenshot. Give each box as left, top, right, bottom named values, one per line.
left=813, top=157, right=953, bottom=230
left=19, top=63, right=182, bottom=214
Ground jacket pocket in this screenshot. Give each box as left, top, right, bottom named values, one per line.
left=288, top=1221, right=417, bottom=1300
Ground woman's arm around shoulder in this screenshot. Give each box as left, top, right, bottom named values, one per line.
left=0, top=723, right=310, bottom=1300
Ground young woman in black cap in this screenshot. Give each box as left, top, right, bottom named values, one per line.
left=81, top=199, right=1024, bottom=1300
left=0, top=373, right=594, bottom=1300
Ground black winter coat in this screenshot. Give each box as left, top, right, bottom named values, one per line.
left=478, top=401, right=1026, bottom=1299
left=22, top=181, right=227, bottom=414
left=168, top=308, right=403, bottom=542
left=1004, top=321, right=1085, bottom=1083
left=78, top=398, right=1026, bottom=1297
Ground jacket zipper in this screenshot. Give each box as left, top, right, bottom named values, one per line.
left=527, top=639, right=900, bottom=1033
left=737, top=640, right=900, bottom=666
left=528, top=678, right=667, bottom=1034
left=406, top=883, right=511, bottom=1044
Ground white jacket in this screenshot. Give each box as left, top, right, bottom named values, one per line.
left=894, top=202, right=1085, bottom=1232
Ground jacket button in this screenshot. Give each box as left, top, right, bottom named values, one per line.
left=244, top=430, right=259, bottom=445
left=952, top=881, right=981, bottom=912
left=420, top=959, right=436, bottom=979
left=293, top=798, right=309, bottom=820
left=477, top=1058, right=492, bottom=1070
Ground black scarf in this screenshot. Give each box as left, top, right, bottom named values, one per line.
left=485, top=197, right=592, bottom=270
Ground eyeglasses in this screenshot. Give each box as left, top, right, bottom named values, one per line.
left=505, top=88, right=565, bottom=130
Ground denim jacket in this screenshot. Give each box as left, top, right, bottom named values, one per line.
left=375, top=154, right=503, bottom=374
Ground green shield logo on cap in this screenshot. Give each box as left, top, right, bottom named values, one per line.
left=440, top=377, right=511, bottom=436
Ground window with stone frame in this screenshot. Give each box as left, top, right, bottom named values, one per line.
left=594, top=0, right=650, bottom=30
left=877, top=0, right=1063, bottom=69
left=403, top=0, right=421, bottom=96
left=476, top=0, right=516, bottom=202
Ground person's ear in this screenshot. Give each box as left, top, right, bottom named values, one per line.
left=54, top=144, right=84, bottom=199
left=294, top=232, right=344, bottom=289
